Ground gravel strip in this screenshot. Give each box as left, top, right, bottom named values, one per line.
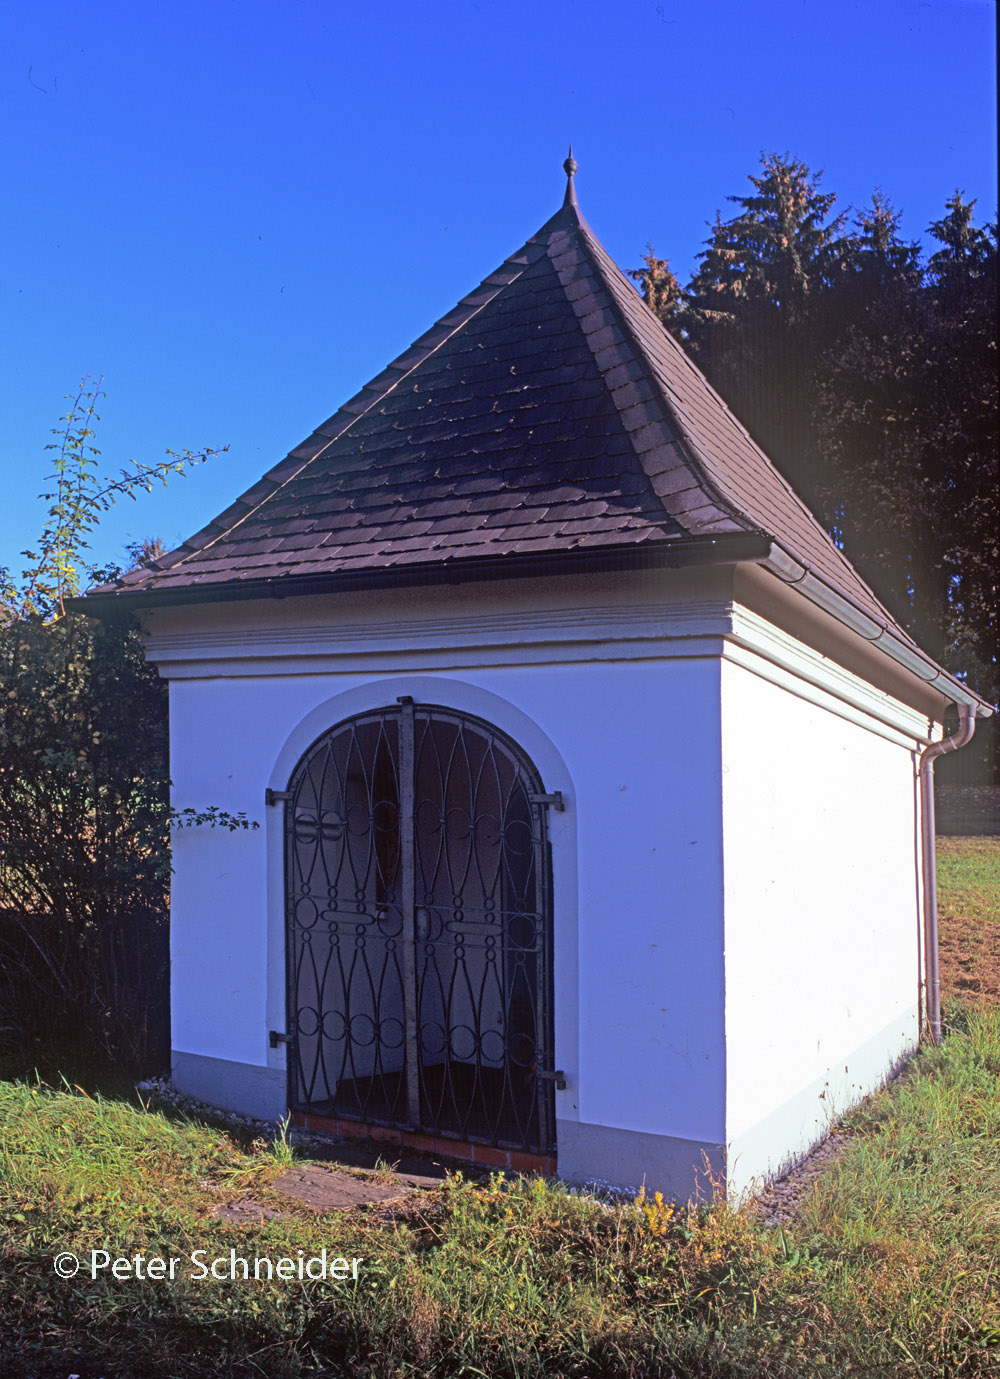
left=134, top=1076, right=332, bottom=1155
left=747, top=1128, right=856, bottom=1229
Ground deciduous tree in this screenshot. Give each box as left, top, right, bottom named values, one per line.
left=0, top=383, right=238, bottom=1070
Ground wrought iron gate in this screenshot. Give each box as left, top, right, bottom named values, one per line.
left=285, top=701, right=555, bottom=1155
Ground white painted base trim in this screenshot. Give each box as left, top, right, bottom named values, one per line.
left=172, top=1050, right=287, bottom=1122
left=725, top=1005, right=919, bottom=1200
left=172, top=1029, right=919, bottom=1210
left=556, top=1119, right=725, bottom=1200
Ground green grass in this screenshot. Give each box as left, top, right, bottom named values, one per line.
left=2, top=1018, right=999, bottom=1377
left=938, top=836, right=1000, bottom=927
left=792, top=1005, right=1000, bottom=1374
left=1, top=840, right=998, bottom=1377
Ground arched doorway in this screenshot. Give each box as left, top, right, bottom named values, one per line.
left=285, top=698, right=555, bottom=1156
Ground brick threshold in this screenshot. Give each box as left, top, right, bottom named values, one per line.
left=291, top=1110, right=556, bottom=1176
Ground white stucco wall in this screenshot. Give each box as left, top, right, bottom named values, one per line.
left=155, top=571, right=937, bottom=1193
left=720, top=652, right=923, bottom=1196
left=161, top=576, right=731, bottom=1153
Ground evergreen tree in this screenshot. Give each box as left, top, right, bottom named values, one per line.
left=688, top=152, right=847, bottom=326
left=839, top=191, right=922, bottom=301
left=682, top=153, right=848, bottom=514
left=628, top=246, right=687, bottom=334
left=927, top=190, right=995, bottom=278
left=636, top=162, right=997, bottom=774
left=811, top=191, right=923, bottom=554
left=813, top=194, right=998, bottom=762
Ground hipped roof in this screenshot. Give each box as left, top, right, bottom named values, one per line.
left=79, top=170, right=991, bottom=716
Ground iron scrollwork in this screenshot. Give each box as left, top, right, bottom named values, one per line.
left=285, top=704, right=555, bottom=1155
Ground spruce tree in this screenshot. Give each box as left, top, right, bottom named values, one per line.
left=682, top=153, right=848, bottom=514
left=813, top=193, right=998, bottom=771
left=635, top=162, right=997, bottom=775
left=628, top=246, right=687, bottom=335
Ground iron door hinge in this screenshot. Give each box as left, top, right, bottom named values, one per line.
left=528, top=791, right=565, bottom=812
left=265, top=789, right=292, bottom=807
left=268, top=1030, right=290, bottom=1048
left=536, top=1068, right=567, bottom=1090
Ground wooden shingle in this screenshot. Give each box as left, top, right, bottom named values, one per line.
left=86, top=175, right=923, bottom=659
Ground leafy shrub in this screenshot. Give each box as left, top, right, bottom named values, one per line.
left=0, top=381, right=224, bottom=1071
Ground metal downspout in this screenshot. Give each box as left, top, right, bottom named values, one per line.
left=919, top=704, right=976, bottom=1044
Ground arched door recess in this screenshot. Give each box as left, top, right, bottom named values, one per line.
left=285, top=699, right=555, bottom=1156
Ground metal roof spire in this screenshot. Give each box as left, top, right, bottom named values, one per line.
left=563, top=145, right=579, bottom=209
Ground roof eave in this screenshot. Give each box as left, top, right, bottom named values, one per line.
left=67, top=532, right=773, bottom=619
left=66, top=530, right=993, bottom=719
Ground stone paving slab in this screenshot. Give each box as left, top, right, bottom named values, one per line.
left=269, top=1163, right=416, bottom=1212
left=213, top=1197, right=294, bottom=1224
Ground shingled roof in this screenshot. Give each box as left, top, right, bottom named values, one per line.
left=84, top=162, right=932, bottom=661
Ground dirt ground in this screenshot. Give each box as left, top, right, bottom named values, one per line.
left=213, top=1160, right=441, bottom=1221
left=939, top=915, right=1000, bottom=1007
left=937, top=835, right=1000, bottom=1009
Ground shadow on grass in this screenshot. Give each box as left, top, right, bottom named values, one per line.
left=0, top=1042, right=152, bottom=1104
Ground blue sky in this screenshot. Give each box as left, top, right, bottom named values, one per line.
left=3, top=0, right=996, bottom=579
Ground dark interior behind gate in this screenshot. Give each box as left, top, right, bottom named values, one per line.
left=286, top=701, right=555, bottom=1155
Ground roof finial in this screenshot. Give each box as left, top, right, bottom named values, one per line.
left=563, top=144, right=579, bottom=209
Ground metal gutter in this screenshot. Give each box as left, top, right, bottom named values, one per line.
left=761, top=542, right=994, bottom=719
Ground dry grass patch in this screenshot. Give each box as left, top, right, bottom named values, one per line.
left=937, top=836, right=1000, bottom=1007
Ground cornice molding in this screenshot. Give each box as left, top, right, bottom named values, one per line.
left=726, top=604, right=933, bottom=746
left=143, top=593, right=938, bottom=746
left=143, top=599, right=734, bottom=667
